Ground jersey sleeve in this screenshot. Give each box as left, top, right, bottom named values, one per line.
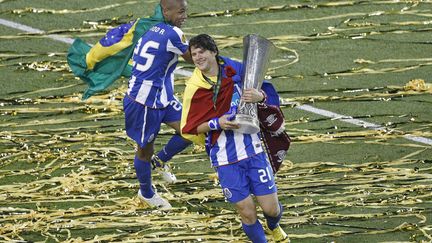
left=167, top=26, right=189, bottom=55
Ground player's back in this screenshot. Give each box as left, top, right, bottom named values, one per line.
left=127, top=22, right=188, bottom=108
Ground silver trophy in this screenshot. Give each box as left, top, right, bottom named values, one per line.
left=234, top=34, right=275, bottom=134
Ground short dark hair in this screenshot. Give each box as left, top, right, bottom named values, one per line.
left=189, top=34, right=219, bottom=55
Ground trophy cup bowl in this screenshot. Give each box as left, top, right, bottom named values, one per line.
left=234, top=34, right=275, bottom=134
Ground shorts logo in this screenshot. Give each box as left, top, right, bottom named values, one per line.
left=223, top=188, right=232, bottom=199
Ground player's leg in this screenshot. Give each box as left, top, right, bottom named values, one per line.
left=135, top=142, right=154, bottom=198
left=133, top=123, right=172, bottom=209
left=250, top=153, right=289, bottom=242
left=256, top=193, right=288, bottom=242
left=153, top=98, right=191, bottom=183
left=216, top=159, right=267, bottom=243
left=236, top=196, right=267, bottom=243
left=257, top=195, right=288, bottom=243
left=135, top=143, right=172, bottom=209
left=158, top=120, right=191, bottom=163
left=123, top=96, right=171, bottom=209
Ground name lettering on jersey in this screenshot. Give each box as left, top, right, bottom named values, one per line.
left=150, top=26, right=165, bottom=35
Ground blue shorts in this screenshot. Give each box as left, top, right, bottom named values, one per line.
left=123, top=95, right=182, bottom=148
left=216, top=152, right=277, bottom=203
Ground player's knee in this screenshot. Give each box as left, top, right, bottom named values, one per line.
left=263, top=204, right=280, bottom=218
left=136, top=153, right=151, bottom=161
left=136, top=146, right=153, bottom=161
left=167, top=121, right=181, bottom=133
left=239, top=208, right=257, bottom=224
left=236, top=203, right=257, bottom=224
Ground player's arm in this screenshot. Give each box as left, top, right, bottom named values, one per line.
left=169, top=26, right=192, bottom=63
left=182, top=49, right=193, bottom=64
left=196, top=122, right=211, bottom=133
left=196, top=115, right=239, bottom=133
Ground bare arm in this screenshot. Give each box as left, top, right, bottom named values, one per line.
left=181, top=49, right=193, bottom=64
left=196, top=114, right=240, bottom=133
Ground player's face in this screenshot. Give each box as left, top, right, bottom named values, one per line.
left=191, top=46, right=217, bottom=73
left=164, top=0, right=188, bottom=28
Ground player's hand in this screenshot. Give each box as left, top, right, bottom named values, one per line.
left=241, top=88, right=264, bottom=103
left=219, top=114, right=240, bottom=130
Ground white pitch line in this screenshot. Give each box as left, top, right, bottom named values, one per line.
left=403, top=135, right=432, bottom=145
left=294, top=104, right=381, bottom=129
left=2, top=18, right=431, bottom=146
left=0, top=18, right=75, bottom=44
left=294, top=104, right=432, bottom=145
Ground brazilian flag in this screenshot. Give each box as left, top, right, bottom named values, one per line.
left=67, top=4, right=165, bottom=100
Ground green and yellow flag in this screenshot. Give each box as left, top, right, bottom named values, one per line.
left=67, top=4, right=165, bottom=99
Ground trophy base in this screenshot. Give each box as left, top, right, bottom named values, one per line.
left=234, top=114, right=260, bottom=134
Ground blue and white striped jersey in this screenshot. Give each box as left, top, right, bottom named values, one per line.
left=127, top=22, right=188, bottom=108
left=207, top=58, right=264, bottom=167
left=209, top=129, right=264, bottom=167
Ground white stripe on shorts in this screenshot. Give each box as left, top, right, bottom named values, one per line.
left=141, top=106, right=148, bottom=144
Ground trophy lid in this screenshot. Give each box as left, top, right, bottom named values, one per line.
left=242, top=34, right=275, bottom=89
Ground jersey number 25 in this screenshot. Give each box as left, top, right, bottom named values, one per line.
left=133, top=40, right=159, bottom=72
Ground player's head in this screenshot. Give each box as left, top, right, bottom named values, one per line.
left=189, top=34, right=219, bottom=73
left=161, top=0, right=187, bottom=28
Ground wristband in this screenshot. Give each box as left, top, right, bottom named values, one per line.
left=208, top=117, right=221, bottom=130
left=259, top=90, right=267, bottom=103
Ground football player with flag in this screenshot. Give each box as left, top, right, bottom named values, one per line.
left=181, top=34, right=290, bottom=243
left=67, top=0, right=192, bottom=210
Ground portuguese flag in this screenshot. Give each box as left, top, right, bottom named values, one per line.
left=181, top=65, right=235, bottom=145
